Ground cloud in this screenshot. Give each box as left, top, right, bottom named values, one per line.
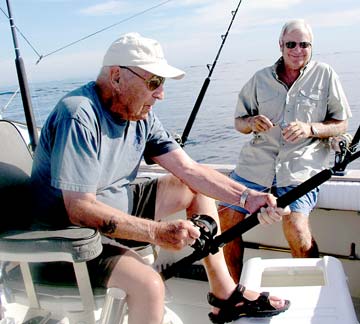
left=79, top=0, right=175, bottom=17
left=80, top=1, right=133, bottom=16
left=245, top=0, right=303, bottom=10
left=151, top=0, right=305, bottom=32
left=307, top=9, right=360, bottom=27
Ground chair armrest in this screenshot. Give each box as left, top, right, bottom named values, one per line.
left=0, top=227, right=102, bottom=263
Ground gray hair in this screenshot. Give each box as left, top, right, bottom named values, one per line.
left=279, top=19, right=314, bottom=45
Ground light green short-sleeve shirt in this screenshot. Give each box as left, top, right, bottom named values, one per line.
left=234, top=59, right=351, bottom=188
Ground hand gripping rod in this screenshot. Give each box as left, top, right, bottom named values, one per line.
left=161, top=125, right=360, bottom=280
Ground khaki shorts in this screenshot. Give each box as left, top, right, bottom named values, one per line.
left=88, top=178, right=159, bottom=286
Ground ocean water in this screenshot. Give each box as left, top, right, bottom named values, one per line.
left=1, top=51, right=359, bottom=169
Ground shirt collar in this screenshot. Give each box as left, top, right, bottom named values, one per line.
left=272, top=57, right=314, bottom=79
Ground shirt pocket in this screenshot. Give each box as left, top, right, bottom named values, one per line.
left=257, top=90, right=282, bottom=122
left=296, top=88, right=326, bottom=122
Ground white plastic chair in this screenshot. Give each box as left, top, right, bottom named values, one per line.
left=0, top=120, right=127, bottom=323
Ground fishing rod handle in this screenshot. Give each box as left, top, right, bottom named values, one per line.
left=214, top=168, right=334, bottom=247
left=160, top=250, right=207, bottom=281
left=277, top=168, right=333, bottom=208
left=161, top=168, right=335, bottom=280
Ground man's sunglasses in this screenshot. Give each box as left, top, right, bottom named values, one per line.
left=285, top=41, right=312, bottom=49
left=119, top=66, right=165, bottom=91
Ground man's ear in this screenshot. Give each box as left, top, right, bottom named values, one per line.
left=110, top=66, right=121, bottom=85
left=279, top=40, right=284, bottom=53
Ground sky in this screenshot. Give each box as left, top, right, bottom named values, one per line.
left=1, top=0, right=360, bottom=87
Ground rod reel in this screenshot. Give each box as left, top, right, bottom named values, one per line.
left=161, top=125, right=360, bottom=281
left=333, top=126, right=360, bottom=174
left=190, top=214, right=218, bottom=254
left=331, top=133, right=354, bottom=174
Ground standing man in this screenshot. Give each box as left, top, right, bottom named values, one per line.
left=31, top=33, right=289, bottom=324
left=219, top=19, right=351, bottom=282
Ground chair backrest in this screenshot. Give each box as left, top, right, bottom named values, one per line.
left=0, top=120, right=32, bottom=183
left=0, top=120, right=34, bottom=231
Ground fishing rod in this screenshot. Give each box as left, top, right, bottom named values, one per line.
left=161, top=126, right=360, bottom=280
left=6, top=0, right=38, bottom=153
left=241, top=241, right=359, bottom=261
left=180, top=0, right=243, bottom=146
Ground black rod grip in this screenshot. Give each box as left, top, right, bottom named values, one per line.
left=214, top=169, right=334, bottom=247
left=276, top=169, right=333, bottom=208
left=161, top=169, right=335, bottom=280
left=161, top=250, right=207, bottom=281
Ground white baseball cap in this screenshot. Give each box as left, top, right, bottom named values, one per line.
left=102, top=32, right=185, bottom=80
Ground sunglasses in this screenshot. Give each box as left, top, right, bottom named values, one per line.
left=285, top=41, right=312, bottom=49
left=119, top=66, right=165, bottom=91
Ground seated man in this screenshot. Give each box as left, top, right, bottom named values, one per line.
left=31, top=32, right=290, bottom=324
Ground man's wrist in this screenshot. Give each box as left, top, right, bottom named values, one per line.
left=247, top=116, right=254, bottom=132
left=310, top=123, right=319, bottom=137
left=239, top=188, right=250, bottom=209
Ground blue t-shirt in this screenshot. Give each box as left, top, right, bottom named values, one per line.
left=31, top=81, right=179, bottom=228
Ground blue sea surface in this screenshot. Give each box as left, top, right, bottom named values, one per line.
left=1, top=52, right=359, bottom=169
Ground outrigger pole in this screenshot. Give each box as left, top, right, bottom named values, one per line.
left=161, top=126, right=360, bottom=280
left=180, top=0, right=243, bottom=146
left=6, top=0, right=38, bottom=153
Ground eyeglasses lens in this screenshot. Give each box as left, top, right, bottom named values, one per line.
left=147, top=76, right=165, bottom=91
left=285, top=41, right=311, bottom=49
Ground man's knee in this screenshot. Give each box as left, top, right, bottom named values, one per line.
left=283, top=212, right=310, bottom=231
left=156, top=175, right=196, bottom=212
left=138, top=270, right=165, bottom=300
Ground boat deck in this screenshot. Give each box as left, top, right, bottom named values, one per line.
left=1, top=275, right=359, bottom=323
left=165, top=277, right=360, bottom=324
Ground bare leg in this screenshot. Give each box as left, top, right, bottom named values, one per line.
left=156, top=174, right=288, bottom=312
left=107, top=248, right=165, bottom=324
left=218, top=207, right=246, bottom=283
left=282, top=211, right=319, bottom=257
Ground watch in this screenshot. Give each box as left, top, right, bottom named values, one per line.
left=239, top=189, right=250, bottom=209
left=310, top=124, right=319, bottom=137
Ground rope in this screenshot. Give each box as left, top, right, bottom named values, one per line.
left=0, top=0, right=174, bottom=113
left=0, top=0, right=174, bottom=64
left=0, top=88, right=20, bottom=115
left=37, top=0, right=174, bottom=63
left=0, top=6, right=42, bottom=58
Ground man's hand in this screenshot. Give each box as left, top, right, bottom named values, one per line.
left=257, top=206, right=291, bottom=225
left=249, top=115, right=274, bottom=133
left=153, top=219, right=201, bottom=251
left=245, top=190, right=290, bottom=224
left=244, top=189, right=277, bottom=214
left=282, top=121, right=311, bottom=142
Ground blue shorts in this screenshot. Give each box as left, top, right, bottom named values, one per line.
left=219, top=171, right=319, bottom=216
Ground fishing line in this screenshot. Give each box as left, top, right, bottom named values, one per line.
left=161, top=124, right=360, bottom=280
left=38, top=0, right=174, bottom=63
left=0, top=88, right=20, bottom=117
left=0, top=0, right=174, bottom=64
left=217, top=185, right=272, bottom=214
left=0, top=6, right=42, bottom=58
left=1, top=0, right=174, bottom=117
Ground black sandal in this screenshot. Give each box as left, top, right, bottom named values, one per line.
left=207, top=284, right=290, bottom=323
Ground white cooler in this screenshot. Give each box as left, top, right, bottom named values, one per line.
left=235, top=256, right=359, bottom=324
